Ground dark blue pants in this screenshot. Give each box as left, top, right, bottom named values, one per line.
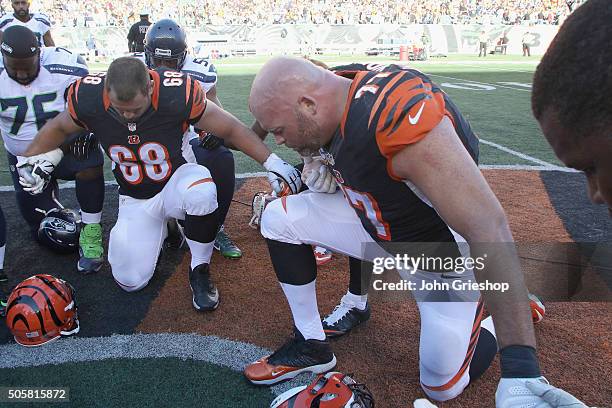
left=190, top=140, right=235, bottom=229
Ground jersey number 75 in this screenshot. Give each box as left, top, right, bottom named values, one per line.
left=0, top=92, right=59, bottom=135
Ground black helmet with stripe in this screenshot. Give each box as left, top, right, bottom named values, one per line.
left=144, top=19, right=187, bottom=70
left=37, top=208, right=80, bottom=253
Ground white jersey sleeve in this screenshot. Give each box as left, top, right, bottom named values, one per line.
left=0, top=47, right=87, bottom=156
left=0, top=14, right=12, bottom=31
left=40, top=46, right=89, bottom=88
left=181, top=55, right=218, bottom=93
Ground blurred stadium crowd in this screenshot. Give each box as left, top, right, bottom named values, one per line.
left=2, top=0, right=583, bottom=27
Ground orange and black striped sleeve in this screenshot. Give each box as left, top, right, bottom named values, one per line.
left=186, top=77, right=207, bottom=125
left=373, top=75, right=446, bottom=159
left=66, top=79, right=89, bottom=129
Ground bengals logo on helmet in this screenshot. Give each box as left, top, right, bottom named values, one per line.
left=5, top=274, right=79, bottom=347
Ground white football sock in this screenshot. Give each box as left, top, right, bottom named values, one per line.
left=280, top=280, right=325, bottom=341
left=343, top=290, right=368, bottom=310
left=81, top=211, right=102, bottom=225
left=186, top=238, right=214, bottom=269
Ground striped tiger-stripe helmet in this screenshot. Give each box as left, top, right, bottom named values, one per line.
left=5, top=274, right=79, bottom=347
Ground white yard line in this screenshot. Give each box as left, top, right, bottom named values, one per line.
left=426, top=73, right=532, bottom=92
left=479, top=138, right=567, bottom=169
left=479, top=164, right=576, bottom=172
left=451, top=63, right=535, bottom=73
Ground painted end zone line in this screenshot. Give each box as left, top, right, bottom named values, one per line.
left=0, top=165, right=577, bottom=193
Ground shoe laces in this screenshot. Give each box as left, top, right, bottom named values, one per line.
left=80, top=224, right=102, bottom=257
left=323, top=298, right=355, bottom=325
left=269, top=330, right=305, bottom=362
left=216, top=229, right=236, bottom=249
left=314, top=246, right=330, bottom=256
left=81, top=223, right=102, bottom=240
left=192, top=266, right=214, bottom=290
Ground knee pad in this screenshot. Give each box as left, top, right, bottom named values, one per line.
left=182, top=180, right=218, bottom=216
left=108, top=225, right=157, bottom=292
left=109, top=255, right=155, bottom=293
left=113, top=275, right=150, bottom=292
left=468, top=327, right=497, bottom=383
left=260, top=198, right=300, bottom=244
left=419, top=316, right=470, bottom=401
left=266, top=239, right=317, bottom=285
left=184, top=212, right=219, bottom=243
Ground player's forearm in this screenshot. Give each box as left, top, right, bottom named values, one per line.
left=469, top=222, right=537, bottom=350
left=226, top=125, right=271, bottom=164
left=197, top=103, right=271, bottom=162
left=25, top=117, right=75, bottom=156
left=251, top=121, right=268, bottom=141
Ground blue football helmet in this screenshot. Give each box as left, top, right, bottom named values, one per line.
left=144, top=19, right=187, bottom=70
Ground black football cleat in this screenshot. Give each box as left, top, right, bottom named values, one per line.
left=189, top=263, right=219, bottom=311
left=244, top=328, right=336, bottom=385
left=322, top=300, right=371, bottom=339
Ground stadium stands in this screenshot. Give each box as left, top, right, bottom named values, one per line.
left=5, top=0, right=584, bottom=28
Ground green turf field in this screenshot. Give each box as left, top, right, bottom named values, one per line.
left=0, top=53, right=564, bottom=188
left=1, top=54, right=609, bottom=408
left=2, top=358, right=274, bottom=407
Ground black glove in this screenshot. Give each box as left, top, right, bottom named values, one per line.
left=198, top=131, right=224, bottom=150
left=68, top=133, right=99, bottom=161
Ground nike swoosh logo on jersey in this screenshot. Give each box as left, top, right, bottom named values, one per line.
left=408, top=102, right=426, bottom=125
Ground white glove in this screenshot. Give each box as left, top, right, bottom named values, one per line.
left=16, top=148, right=63, bottom=195
left=301, top=157, right=337, bottom=194
left=496, top=377, right=589, bottom=408
left=413, top=399, right=438, bottom=408
left=263, top=153, right=302, bottom=195
left=525, top=380, right=590, bottom=408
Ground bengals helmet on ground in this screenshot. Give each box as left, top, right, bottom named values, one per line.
left=5, top=274, right=79, bottom=347
left=270, top=372, right=374, bottom=408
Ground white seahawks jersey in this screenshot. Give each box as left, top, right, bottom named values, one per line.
left=132, top=52, right=217, bottom=92
left=132, top=52, right=218, bottom=163
left=181, top=55, right=217, bottom=93
left=0, top=13, right=51, bottom=46
left=0, top=47, right=88, bottom=156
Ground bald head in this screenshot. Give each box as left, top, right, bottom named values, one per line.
left=249, top=57, right=351, bottom=156
left=250, top=57, right=327, bottom=108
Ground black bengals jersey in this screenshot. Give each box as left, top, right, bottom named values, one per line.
left=322, top=64, right=479, bottom=243
left=66, top=68, right=207, bottom=199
